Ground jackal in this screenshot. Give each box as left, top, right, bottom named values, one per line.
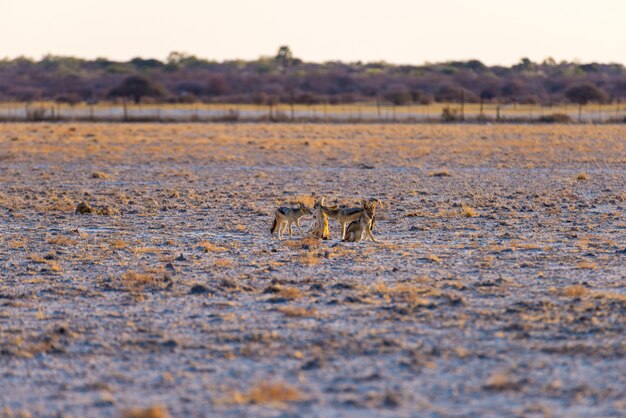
left=310, top=198, right=331, bottom=240
left=342, top=210, right=377, bottom=242
left=270, top=203, right=312, bottom=239
left=321, top=199, right=379, bottom=240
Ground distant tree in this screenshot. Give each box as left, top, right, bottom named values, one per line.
left=130, top=57, right=164, bottom=70
left=513, top=57, right=536, bottom=72
left=501, top=78, right=527, bottom=103
left=460, top=60, right=487, bottom=72
left=109, top=75, right=164, bottom=104
left=384, top=84, right=411, bottom=105
left=206, top=75, right=230, bottom=96
left=275, top=46, right=295, bottom=69
left=565, top=83, right=608, bottom=121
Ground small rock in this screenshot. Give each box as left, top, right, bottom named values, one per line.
left=75, top=201, right=93, bottom=214
left=189, top=284, right=209, bottom=294
left=383, top=391, right=402, bottom=408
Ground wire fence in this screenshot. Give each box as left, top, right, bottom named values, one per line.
left=0, top=102, right=625, bottom=123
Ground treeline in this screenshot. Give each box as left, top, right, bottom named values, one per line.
left=1, top=47, right=625, bottom=107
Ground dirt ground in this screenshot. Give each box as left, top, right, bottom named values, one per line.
left=0, top=123, right=624, bottom=418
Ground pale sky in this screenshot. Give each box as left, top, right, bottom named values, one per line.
left=1, top=0, right=625, bottom=65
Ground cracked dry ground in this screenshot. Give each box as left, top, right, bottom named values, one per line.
left=0, top=123, right=625, bottom=418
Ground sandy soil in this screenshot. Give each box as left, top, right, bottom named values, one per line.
left=0, top=123, right=625, bottom=418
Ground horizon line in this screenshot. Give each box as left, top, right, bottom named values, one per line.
left=2, top=51, right=625, bottom=68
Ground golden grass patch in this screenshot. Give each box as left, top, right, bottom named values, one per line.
left=198, top=241, right=228, bottom=253
left=131, top=247, right=162, bottom=255
left=461, top=205, right=478, bottom=218
left=284, top=237, right=321, bottom=250
left=576, top=261, right=597, bottom=270
left=213, top=258, right=232, bottom=268
left=109, top=239, right=128, bottom=249
left=9, top=239, right=28, bottom=248
left=560, top=285, right=589, bottom=298
left=29, top=254, right=61, bottom=271
left=119, top=270, right=165, bottom=292
left=576, top=172, right=589, bottom=181
left=47, top=236, right=77, bottom=246
left=370, top=282, right=438, bottom=306
left=277, top=306, right=318, bottom=317
left=292, top=194, right=316, bottom=207
left=91, top=171, right=110, bottom=179
left=429, top=169, right=451, bottom=177
left=223, top=381, right=302, bottom=406
left=296, top=252, right=320, bottom=266
left=483, top=371, right=520, bottom=391
left=121, top=406, right=170, bottom=418
left=276, top=287, right=304, bottom=300
left=592, top=292, right=626, bottom=302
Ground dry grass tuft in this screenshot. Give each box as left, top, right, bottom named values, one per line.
left=277, top=306, right=318, bottom=317
left=75, top=201, right=117, bottom=216
left=247, top=381, right=302, bottom=404
left=576, top=172, right=589, bottom=181
left=276, top=287, right=304, bottom=300
left=296, top=252, right=321, bottom=266
left=483, top=371, right=521, bottom=391
left=429, top=169, right=451, bottom=177
left=131, top=247, right=161, bottom=255
left=29, top=254, right=61, bottom=272
left=592, top=291, right=626, bottom=302
left=224, top=381, right=302, bottom=406
left=121, top=406, right=170, bottom=418
left=121, top=271, right=158, bottom=287
left=75, top=201, right=94, bottom=214
left=92, top=171, right=110, bottom=179
left=109, top=239, right=128, bottom=249
left=198, top=241, right=228, bottom=253
left=576, top=261, right=597, bottom=270
left=213, top=258, right=232, bottom=268
left=284, top=237, right=321, bottom=250
left=47, top=236, right=77, bottom=246
left=461, top=205, right=478, bottom=218
left=560, top=285, right=589, bottom=298
left=292, top=194, right=316, bottom=208
left=370, top=282, right=437, bottom=306
left=8, top=239, right=28, bottom=248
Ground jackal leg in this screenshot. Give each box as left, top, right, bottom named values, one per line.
left=295, top=218, right=305, bottom=237
left=278, top=222, right=285, bottom=239
left=288, top=221, right=294, bottom=238
left=365, top=227, right=377, bottom=242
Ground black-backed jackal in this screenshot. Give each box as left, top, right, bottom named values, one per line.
left=270, top=203, right=313, bottom=239
left=342, top=210, right=376, bottom=242
left=321, top=199, right=379, bottom=240
left=310, top=198, right=331, bottom=240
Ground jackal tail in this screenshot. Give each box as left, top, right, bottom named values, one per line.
left=270, top=216, right=278, bottom=234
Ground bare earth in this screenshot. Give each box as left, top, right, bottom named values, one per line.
left=0, top=123, right=625, bottom=418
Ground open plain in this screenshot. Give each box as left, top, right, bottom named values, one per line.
left=0, top=123, right=625, bottom=417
